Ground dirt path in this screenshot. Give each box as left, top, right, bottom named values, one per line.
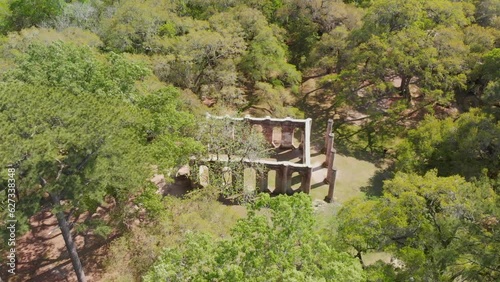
left=3, top=209, right=113, bottom=282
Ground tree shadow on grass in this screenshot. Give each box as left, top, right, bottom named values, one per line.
left=334, top=142, right=389, bottom=168
left=360, top=164, right=396, bottom=197
left=296, top=86, right=390, bottom=168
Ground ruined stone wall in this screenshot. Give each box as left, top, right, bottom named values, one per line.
left=202, top=114, right=314, bottom=194
left=206, top=114, right=312, bottom=166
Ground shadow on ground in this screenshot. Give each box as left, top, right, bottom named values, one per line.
left=359, top=164, right=396, bottom=197
left=296, top=78, right=392, bottom=167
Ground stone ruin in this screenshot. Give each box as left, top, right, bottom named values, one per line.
left=192, top=114, right=338, bottom=202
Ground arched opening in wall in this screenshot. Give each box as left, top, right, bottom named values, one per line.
left=223, top=122, right=236, bottom=140
left=293, top=128, right=303, bottom=149
left=280, top=124, right=294, bottom=149
left=222, top=166, right=232, bottom=188
left=199, top=165, right=209, bottom=187
left=272, top=127, right=281, bottom=148
left=286, top=127, right=304, bottom=163
left=267, top=170, right=276, bottom=193
left=251, top=124, right=266, bottom=150
left=244, top=167, right=256, bottom=193
left=291, top=171, right=301, bottom=192
left=252, top=124, right=263, bottom=133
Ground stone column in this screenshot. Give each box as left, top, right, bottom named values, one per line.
left=257, top=169, right=270, bottom=193
left=261, top=125, right=274, bottom=144
left=275, top=168, right=283, bottom=194
left=274, top=166, right=292, bottom=194
left=284, top=166, right=293, bottom=195
left=323, top=132, right=334, bottom=168
left=243, top=168, right=256, bottom=193
left=324, top=169, right=337, bottom=203
left=324, top=119, right=333, bottom=153
left=222, top=166, right=232, bottom=188
left=300, top=167, right=312, bottom=194
left=325, top=147, right=336, bottom=183
left=303, top=118, right=312, bottom=166
left=199, top=165, right=210, bottom=187
left=280, top=121, right=294, bottom=149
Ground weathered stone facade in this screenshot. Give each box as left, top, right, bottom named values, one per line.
left=196, top=114, right=337, bottom=200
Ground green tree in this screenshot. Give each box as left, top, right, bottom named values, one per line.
left=135, top=86, right=202, bottom=169
left=232, top=6, right=301, bottom=115
left=396, top=110, right=500, bottom=180
left=347, top=0, right=471, bottom=103
left=458, top=177, right=500, bottom=281
left=98, top=0, right=175, bottom=52
left=278, top=8, right=319, bottom=69
left=192, top=116, right=269, bottom=199
left=0, top=0, right=11, bottom=33
left=144, top=193, right=365, bottom=281
left=306, top=0, right=495, bottom=155
left=152, top=12, right=247, bottom=107
left=309, top=26, right=351, bottom=75
left=0, top=41, right=200, bottom=281
left=475, top=0, right=500, bottom=28
left=336, top=198, right=384, bottom=266
left=471, top=48, right=500, bottom=108
left=337, top=171, right=499, bottom=281
left=176, top=0, right=238, bottom=19
left=4, top=41, right=148, bottom=98
left=0, top=27, right=103, bottom=61
left=0, top=83, right=146, bottom=282
left=7, top=0, right=65, bottom=31
left=151, top=6, right=301, bottom=114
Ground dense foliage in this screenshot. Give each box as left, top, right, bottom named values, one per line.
left=144, top=193, right=364, bottom=281
left=0, top=0, right=498, bottom=281
left=337, top=171, right=499, bottom=281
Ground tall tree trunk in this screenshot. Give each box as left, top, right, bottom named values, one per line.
left=50, top=193, right=87, bottom=282
left=355, top=250, right=365, bottom=268
left=399, top=75, right=412, bottom=103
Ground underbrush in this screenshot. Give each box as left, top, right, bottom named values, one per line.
left=101, top=186, right=242, bottom=281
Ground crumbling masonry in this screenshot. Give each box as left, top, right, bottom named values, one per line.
left=197, top=114, right=337, bottom=201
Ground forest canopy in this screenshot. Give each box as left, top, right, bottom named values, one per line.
left=0, top=0, right=499, bottom=281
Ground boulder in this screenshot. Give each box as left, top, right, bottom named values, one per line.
left=151, top=174, right=166, bottom=194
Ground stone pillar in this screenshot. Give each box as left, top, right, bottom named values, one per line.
left=257, top=169, right=270, bottom=193
left=275, top=168, right=283, bottom=194
left=274, top=166, right=292, bottom=194
left=243, top=168, right=254, bottom=193
left=300, top=167, right=312, bottom=194
left=331, top=148, right=336, bottom=171
left=261, top=125, right=274, bottom=144
left=324, top=169, right=337, bottom=203
left=325, top=149, right=336, bottom=183
left=324, top=119, right=333, bottom=153
left=323, top=132, right=334, bottom=168
left=280, top=121, right=294, bottom=149
left=199, top=165, right=209, bottom=187
left=284, top=166, right=293, bottom=195
left=222, top=166, right=232, bottom=188
left=323, top=125, right=337, bottom=202
left=303, top=118, right=312, bottom=166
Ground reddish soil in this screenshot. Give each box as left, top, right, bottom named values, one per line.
left=2, top=209, right=114, bottom=282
